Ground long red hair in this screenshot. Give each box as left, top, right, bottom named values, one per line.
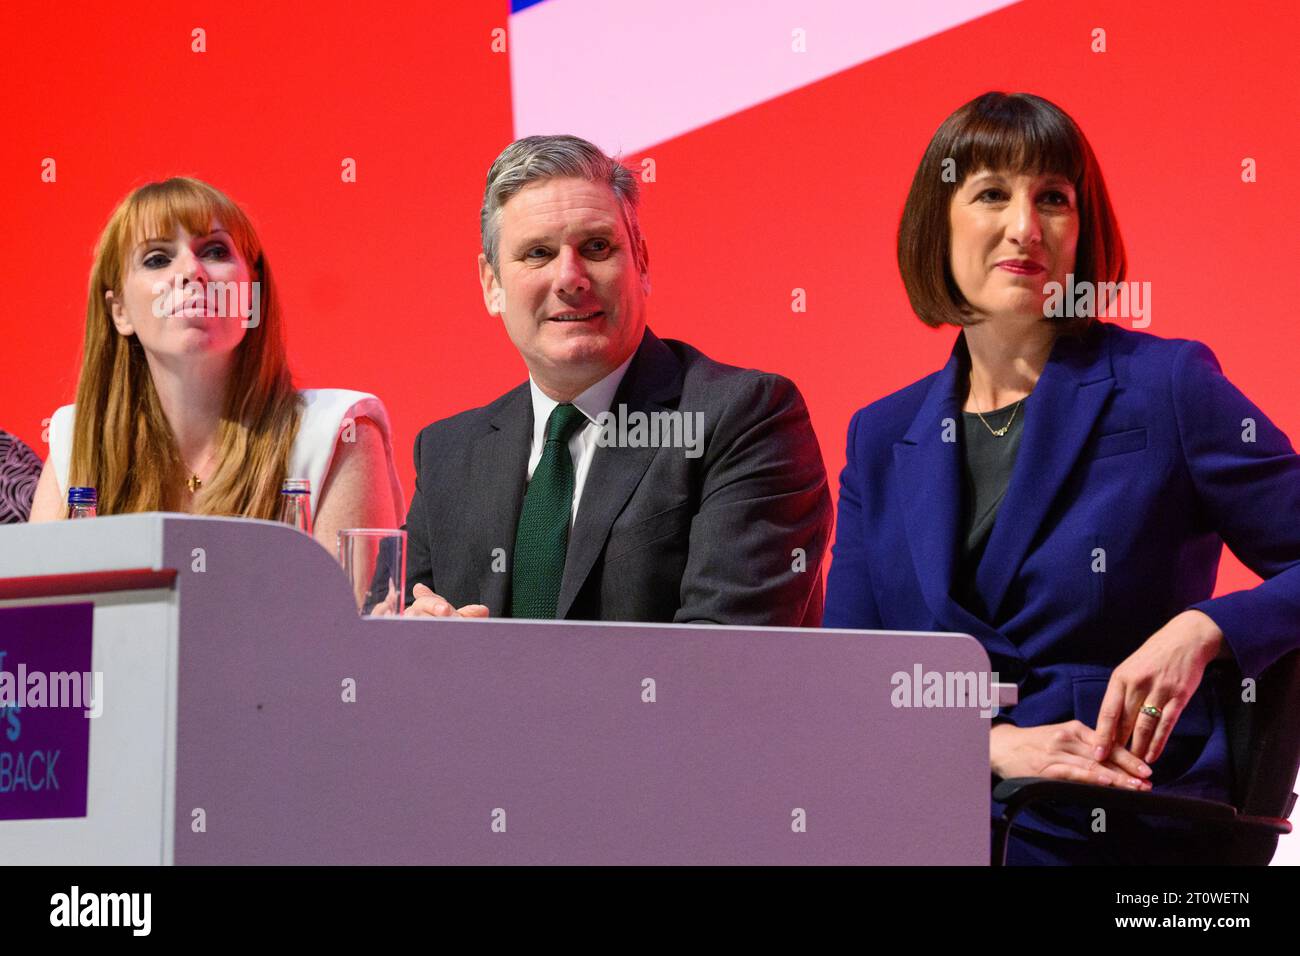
left=70, top=177, right=301, bottom=517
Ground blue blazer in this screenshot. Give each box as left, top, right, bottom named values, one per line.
left=825, top=322, right=1300, bottom=818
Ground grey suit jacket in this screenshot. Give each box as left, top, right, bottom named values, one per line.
left=402, top=327, right=832, bottom=625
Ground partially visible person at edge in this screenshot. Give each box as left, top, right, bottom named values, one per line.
left=0, top=429, right=42, bottom=522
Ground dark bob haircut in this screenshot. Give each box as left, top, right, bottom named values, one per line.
left=897, top=91, right=1126, bottom=333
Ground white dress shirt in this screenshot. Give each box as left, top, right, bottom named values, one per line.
left=526, top=353, right=635, bottom=524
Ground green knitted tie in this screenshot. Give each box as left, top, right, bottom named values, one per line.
left=509, top=402, right=588, bottom=618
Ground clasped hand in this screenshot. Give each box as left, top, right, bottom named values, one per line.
left=991, top=610, right=1226, bottom=790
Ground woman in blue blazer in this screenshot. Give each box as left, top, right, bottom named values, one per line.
left=824, top=92, right=1300, bottom=864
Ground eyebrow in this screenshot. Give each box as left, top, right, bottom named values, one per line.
left=135, top=229, right=231, bottom=250
left=966, top=172, right=1074, bottom=189
left=512, top=225, right=619, bottom=251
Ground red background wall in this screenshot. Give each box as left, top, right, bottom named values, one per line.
left=2, top=0, right=1296, bottom=596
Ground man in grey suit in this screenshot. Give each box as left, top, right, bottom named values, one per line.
left=402, top=135, right=831, bottom=625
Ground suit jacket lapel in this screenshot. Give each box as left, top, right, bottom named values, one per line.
left=554, top=328, right=683, bottom=619
left=469, top=384, right=532, bottom=615
left=975, top=324, right=1115, bottom=620
left=896, top=346, right=970, bottom=625
left=894, top=335, right=1020, bottom=664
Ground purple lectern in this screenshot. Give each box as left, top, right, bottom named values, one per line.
left=0, top=514, right=994, bottom=864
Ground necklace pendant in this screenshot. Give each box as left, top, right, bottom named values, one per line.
left=991, top=425, right=1009, bottom=437
left=187, top=474, right=202, bottom=493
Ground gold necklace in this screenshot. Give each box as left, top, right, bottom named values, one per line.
left=969, top=368, right=1025, bottom=438
left=184, top=447, right=219, bottom=493
left=975, top=400, right=1022, bottom=437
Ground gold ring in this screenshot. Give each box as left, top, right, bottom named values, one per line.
left=1140, top=704, right=1162, bottom=718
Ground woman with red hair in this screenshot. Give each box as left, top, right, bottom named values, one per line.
left=29, top=177, right=402, bottom=552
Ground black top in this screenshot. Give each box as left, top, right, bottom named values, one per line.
left=954, top=397, right=1026, bottom=619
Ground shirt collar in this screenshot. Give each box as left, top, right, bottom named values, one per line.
left=527, top=351, right=635, bottom=439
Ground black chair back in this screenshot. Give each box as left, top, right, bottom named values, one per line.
left=1213, top=649, right=1300, bottom=863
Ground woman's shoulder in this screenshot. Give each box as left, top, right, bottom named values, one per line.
left=298, top=387, right=389, bottom=423
left=46, top=403, right=77, bottom=494
left=289, top=388, right=403, bottom=519
left=50, top=403, right=76, bottom=429
left=292, top=388, right=394, bottom=455
left=844, top=370, right=943, bottom=447
left=1048, top=324, right=1252, bottom=438
left=1099, top=322, right=1225, bottom=387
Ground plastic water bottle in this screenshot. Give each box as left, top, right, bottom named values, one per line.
left=278, top=478, right=312, bottom=534
left=66, top=486, right=97, bottom=519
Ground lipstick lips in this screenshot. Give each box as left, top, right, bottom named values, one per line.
left=996, top=259, right=1046, bottom=275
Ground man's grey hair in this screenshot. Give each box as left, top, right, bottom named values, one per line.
left=480, top=134, right=646, bottom=275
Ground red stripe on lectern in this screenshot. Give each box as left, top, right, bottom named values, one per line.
left=0, top=568, right=178, bottom=600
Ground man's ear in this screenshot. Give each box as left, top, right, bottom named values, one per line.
left=478, top=253, right=505, bottom=316
left=105, top=289, right=133, bottom=336
left=638, top=238, right=651, bottom=296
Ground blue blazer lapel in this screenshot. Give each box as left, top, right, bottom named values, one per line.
left=975, top=325, right=1116, bottom=620
left=896, top=347, right=965, bottom=628
left=894, top=339, right=1020, bottom=663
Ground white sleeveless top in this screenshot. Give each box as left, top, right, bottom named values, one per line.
left=47, top=389, right=404, bottom=521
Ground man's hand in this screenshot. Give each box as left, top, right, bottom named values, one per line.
left=991, top=721, right=1152, bottom=788
left=402, top=583, right=490, bottom=619
left=1093, top=610, right=1226, bottom=765
left=366, top=581, right=401, bottom=617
